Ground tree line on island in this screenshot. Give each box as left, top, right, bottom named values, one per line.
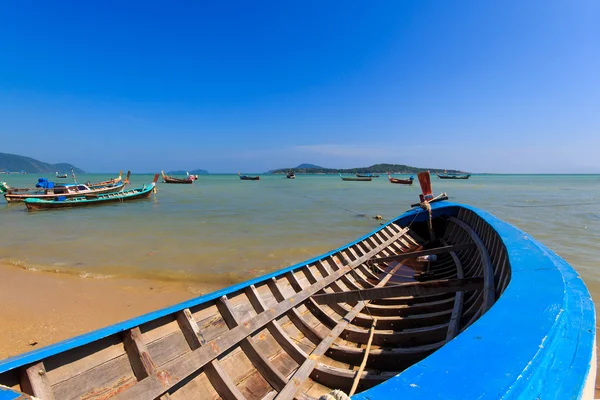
left=269, top=163, right=466, bottom=175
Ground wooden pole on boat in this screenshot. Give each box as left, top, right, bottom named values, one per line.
left=417, top=171, right=436, bottom=242
left=349, top=318, right=378, bottom=396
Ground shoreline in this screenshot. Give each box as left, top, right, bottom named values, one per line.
left=0, top=261, right=225, bottom=360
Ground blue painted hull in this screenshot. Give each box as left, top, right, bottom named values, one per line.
left=0, top=203, right=594, bottom=399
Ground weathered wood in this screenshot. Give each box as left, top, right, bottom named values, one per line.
left=312, top=277, right=483, bottom=305
left=273, top=264, right=401, bottom=400
left=20, top=362, right=54, bottom=400
left=349, top=319, right=377, bottom=396
left=443, top=239, right=465, bottom=341
left=217, top=296, right=288, bottom=391
left=369, top=243, right=475, bottom=264
left=449, top=217, right=496, bottom=311
left=123, top=327, right=157, bottom=380
left=176, top=307, right=245, bottom=400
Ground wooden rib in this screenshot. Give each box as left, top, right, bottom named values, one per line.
left=349, top=319, right=377, bottom=396
left=448, top=217, right=495, bottom=310
left=273, top=264, right=402, bottom=400
left=176, top=309, right=246, bottom=400
left=114, top=228, right=408, bottom=400
left=312, top=277, right=483, bottom=305
left=443, top=239, right=465, bottom=341
left=217, top=295, right=288, bottom=391
left=20, top=362, right=54, bottom=400
left=244, top=285, right=308, bottom=365
left=369, top=242, right=475, bottom=264
left=123, top=328, right=171, bottom=400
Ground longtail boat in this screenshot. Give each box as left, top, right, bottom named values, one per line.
left=55, top=172, right=67, bottom=179
left=0, top=172, right=595, bottom=399
left=436, top=172, right=471, bottom=180
left=239, top=172, right=260, bottom=181
left=1, top=180, right=126, bottom=203
left=23, top=174, right=159, bottom=211
left=387, top=173, right=414, bottom=185
left=161, top=171, right=195, bottom=184
left=340, top=173, right=371, bottom=182
left=86, top=171, right=126, bottom=188
left=355, top=173, right=379, bottom=178
left=286, top=171, right=295, bottom=179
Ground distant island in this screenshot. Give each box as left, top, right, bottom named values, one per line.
left=167, top=169, right=208, bottom=175
left=0, top=152, right=85, bottom=174
left=269, top=163, right=465, bottom=175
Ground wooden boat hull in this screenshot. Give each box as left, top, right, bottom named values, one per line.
left=0, top=203, right=594, bottom=399
left=436, top=173, right=471, bottom=180
left=163, top=177, right=193, bottom=184
left=356, top=174, right=379, bottom=178
left=240, top=176, right=260, bottom=180
left=388, top=174, right=414, bottom=185
left=24, top=185, right=155, bottom=210
left=341, top=176, right=371, bottom=181
left=3, top=182, right=126, bottom=203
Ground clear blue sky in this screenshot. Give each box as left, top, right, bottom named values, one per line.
left=1, top=1, right=598, bottom=173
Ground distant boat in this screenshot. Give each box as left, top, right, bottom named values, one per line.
left=239, top=172, right=260, bottom=181
left=161, top=171, right=194, bottom=184
left=340, top=173, right=372, bottom=182
left=387, top=173, right=414, bottom=185
left=24, top=174, right=159, bottom=211
left=436, top=172, right=471, bottom=180
left=286, top=171, right=296, bottom=179
left=356, top=173, right=379, bottom=178
left=55, top=172, right=67, bottom=178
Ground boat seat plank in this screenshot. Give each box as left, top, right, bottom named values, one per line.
left=20, top=362, right=54, bottom=400
left=369, top=243, right=475, bottom=264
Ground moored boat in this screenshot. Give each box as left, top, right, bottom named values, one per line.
left=23, top=174, right=159, bottom=211
left=340, top=173, right=371, bottom=181
left=161, top=171, right=194, bottom=184
left=55, top=172, right=67, bottom=179
left=436, top=172, right=471, bottom=180
left=356, top=173, right=379, bottom=178
left=1, top=179, right=126, bottom=203
left=0, top=172, right=593, bottom=399
left=387, top=172, right=414, bottom=185
left=239, top=172, right=260, bottom=181
left=286, top=171, right=296, bottom=179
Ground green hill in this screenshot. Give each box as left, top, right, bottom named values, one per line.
left=270, top=163, right=465, bottom=174
left=0, top=152, right=85, bottom=174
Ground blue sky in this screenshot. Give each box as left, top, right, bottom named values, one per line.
left=1, top=1, right=598, bottom=173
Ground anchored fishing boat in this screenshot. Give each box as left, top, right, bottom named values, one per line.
left=23, top=175, right=159, bottom=211
left=0, top=172, right=594, bottom=399
left=387, top=173, right=414, bottom=185
left=55, top=172, right=67, bottom=179
left=0, top=179, right=126, bottom=203
left=286, top=171, right=296, bottom=179
left=239, top=172, right=260, bottom=181
left=161, top=171, right=195, bottom=184
left=436, top=172, right=471, bottom=180
left=339, top=173, right=372, bottom=182
left=356, top=173, right=379, bottom=178
left=86, top=171, right=126, bottom=189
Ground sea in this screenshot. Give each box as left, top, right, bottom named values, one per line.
left=1, top=172, right=599, bottom=310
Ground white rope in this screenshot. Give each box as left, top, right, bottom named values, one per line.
left=319, top=389, right=351, bottom=400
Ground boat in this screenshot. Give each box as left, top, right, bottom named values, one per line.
left=340, top=173, right=371, bottom=181
left=23, top=175, right=159, bottom=211
left=55, top=172, right=67, bottom=179
left=239, top=172, right=260, bottom=181
left=388, top=173, right=414, bottom=185
left=356, top=173, right=379, bottom=178
left=161, top=171, right=194, bottom=184
left=85, top=171, right=126, bottom=188
left=286, top=171, right=296, bottom=179
left=436, top=172, right=471, bottom=180
left=0, top=172, right=595, bottom=400
left=0, top=178, right=126, bottom=203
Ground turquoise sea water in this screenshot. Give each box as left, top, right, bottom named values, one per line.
left=1, top=173, right=600, bottom=297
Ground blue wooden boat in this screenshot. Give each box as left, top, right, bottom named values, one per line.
left=23, top=174, right=159, bottom=211
left=0, top=173, right=595, bottom=399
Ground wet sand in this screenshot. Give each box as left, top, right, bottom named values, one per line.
left=0, top=262, right=225, bottom=360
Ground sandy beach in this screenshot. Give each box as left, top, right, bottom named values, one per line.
left=0, top=262, right=225, bottom=360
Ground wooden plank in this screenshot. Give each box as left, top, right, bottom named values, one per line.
left=273, top=264, right=402, bottom=400
left=349, top=319, right=377, bottom=396
left=176, top=309, right=246, bottom=400
left=448, top=217, right=496, bottom=311
left=113, top=228, right=407, bottom=400
left=20, top=362, right=54, bottom=400
left=442, top=240, right=465, bottom=341
left=312, top=277, right=483, bottom=305
left=217, top=296, right=288, bottom=391
left=369, top=242, right=475, bottom=264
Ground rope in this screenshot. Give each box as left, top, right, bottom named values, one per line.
left=319, top=389, right=351, bottom=400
